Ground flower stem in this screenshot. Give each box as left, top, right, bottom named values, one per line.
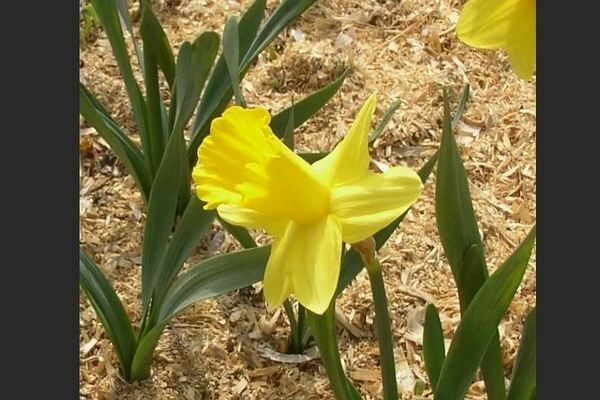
left=283, top=299, right=300, bottom=353
left=366, top=259, right=398, bottom=400
left=307, top=300, right=362, bottom=399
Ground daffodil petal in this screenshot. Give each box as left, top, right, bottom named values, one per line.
left=506, top=0, right=536, bottom=80
left=456, top=0, right=518, bottom=49
left=263, top=215, right=342, bottom=314
left=217, top=204, right=287, bottom=237
left=192, top=106, right=277, bottom=209
left=263, top=234, right=292, bottom=308
left=331, top=166, right=422, bottom=244
left=312, top=93, right=377, bottom=186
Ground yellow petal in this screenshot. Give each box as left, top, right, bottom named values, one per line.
left=194, top=105, right=330, bottom=224
left=456, top=0, right=518, bottom=49
left=331, top=166, right=423, bottom=244
left=263, top=234, right=292, bottom=308
left=263, top=215, right=343, bottom=314
left=312, top=93, right=377, bottom=186
left=192, top=106, right=277, bottom=209
left=238, top=139, right=330, bottom=224
left=217, top=204, right=287, bottom=237
left=506, top=0, right=536, bottom=80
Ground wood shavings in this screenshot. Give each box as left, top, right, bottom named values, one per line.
left=80, top=0, right=536, bottom=398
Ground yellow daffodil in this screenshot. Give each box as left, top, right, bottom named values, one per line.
left=192, top=94, right=422, bottom=314
left=456, top=0, right=536, bottom=80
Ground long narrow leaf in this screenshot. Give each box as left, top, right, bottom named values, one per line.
left=140, top=0, right=175, bottom=88
left=142, top=49, right=166, bottom=175
left=299, top=151, right=329, bottom=163
left=115, top=0, right=145, bottom=73
left=241, top=0, right=316, bottom=68
left=368, top=99, right=402, bottom=144
left=218, top=216, right=258, bottom=249
left=171, top=33, right=218, bottom=215
left=173, top=33, right=219, bottom=133
left=141, top=128, right=185, bottom=312
left=188, top=0, right=266, bottom=160
left=152, top=197, right=217, bottom=307
left=270, top=69, right=348, bottom=138
left=434, top=227, right=536, bottom=400
left=507, top=308, right=536, bottom=400
left=223, top=16, right=247, bottom=107
left=283, top=98, right=295, bottom=149
left=80, top=250, right=137, bottom=380
left=435, top=88, right=506, bottom=399
left=452, top=83, right=470, bottom=129
left=423, top=304, right=445, bottom=389
left=79, top=83, right=153, bottom=200
left=91, top=0, right=150, bottom=164
left=130, top=321, right=164, bottom=380
left=159, top=246, right=270, bottom=322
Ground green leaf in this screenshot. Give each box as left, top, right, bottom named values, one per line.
left=217, top=216, right=258, bottom=249
left=241, top=0, right=316, bottom=68
left=423, top=304, right=445, bottom=389
left=142, top=49, right=166, bottom=175
left=152, top=197, right=216, bottom=308
left=299, top=152, right=328, bottom=163
left=141, top=126, right=185, bottom=313
left=307, top=301, right=364, bottom=399
left=435, top=88, right=506, bottom=400
left=434, top=226, right=536, bottom=400
left=337, top=151, right=438, bottom=294
left=173, top=33, right=220, bottom=133
left=158, top=246, right=270, bottom=322
left=188, top=0, right=266, bottom=161
left=270, top=69, right=349, bottom=138
left=79, top=83, right=153, bottom=201
left=130, top=322, right=164, bottom=381
left=79, top=250, right=137, bottom=380
left=452, top=83, right=470, bottom=129
left=140, top=0, right=176, bottom=88
left=115, top=0, right=145, bottom=74
left=91, top=0, right=150, bottom=165
left=223, top=16, right=247, bottom=107
left=283, top=98, right=295, bottom=150
left=507, top=308, right=536, bottom=400
left=368, top=98, right=402, bottom=144
left=435, top=88, right=482, bottom=275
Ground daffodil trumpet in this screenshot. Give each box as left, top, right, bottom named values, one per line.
left=456, top=0, right=536, bottom=80
left=193, top=93, right=423, bottom=315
